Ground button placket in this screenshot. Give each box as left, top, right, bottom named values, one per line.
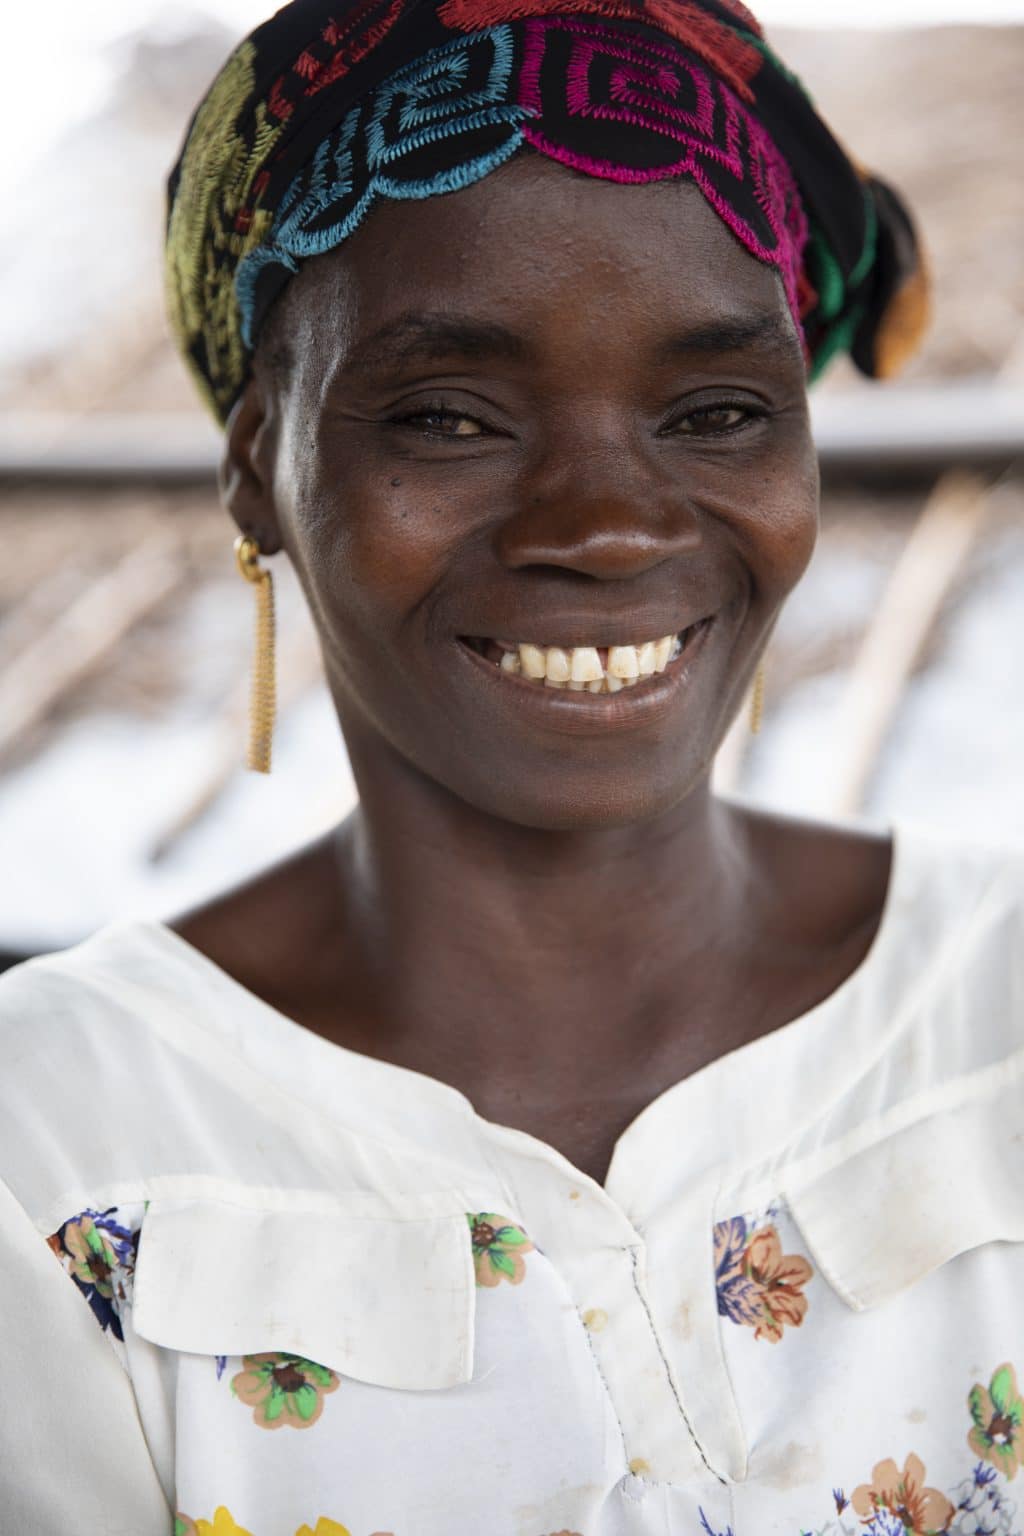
left=644, top=1182, right=749, bottom=1483
left=504, top=1151, right=714, bottom=1486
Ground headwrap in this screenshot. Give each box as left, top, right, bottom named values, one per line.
left=166, top=0, right=929, bottom=425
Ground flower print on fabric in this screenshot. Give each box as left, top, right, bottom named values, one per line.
left=949, top=1462, right=1018, bottom=1535
left=175, top=1512, right=252, bottom=1536
left=468, top=1212, right=533, bottom=1286
left=295, top=1524, right=396, bottom=1536
left=295, top=1525, right=396, bottom=1536
left=697, top=1513, right=735, bottom=1536
left=850, top=1453, right=955, bottom=1535
left=968, top=1362, right=1024, bottom=1480
left=47, top=1206, right=138, bottom=1341
left=827, top=1458, right=1018, bottom=1536
left=713, top=1213, right=812, bottom=1342
left=231, top=1352, right=341, bottom=1430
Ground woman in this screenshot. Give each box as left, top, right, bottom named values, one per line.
left=2, top=2, right=1021, bottom=1534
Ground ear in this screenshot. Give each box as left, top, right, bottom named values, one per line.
left=220, top=378, right=285, bottom=555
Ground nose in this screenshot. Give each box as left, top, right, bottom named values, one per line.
left=493, top=438, right=703, bottom=581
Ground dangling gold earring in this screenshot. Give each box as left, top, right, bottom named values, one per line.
left=749, top=659, right=766, bottom=736
left=234, top=533, right=276, bottom=773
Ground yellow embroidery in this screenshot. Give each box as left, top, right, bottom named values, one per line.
left=165, top=39, right=281, bottom=420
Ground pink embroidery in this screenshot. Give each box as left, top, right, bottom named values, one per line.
left=437, top=0, right=764, bottom=101
left=516, top=16, right=808, bottom=338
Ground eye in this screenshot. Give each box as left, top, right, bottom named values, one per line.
left=668, top=403, right=764, bottom=436
left=390, top=403, right=485, bottom=438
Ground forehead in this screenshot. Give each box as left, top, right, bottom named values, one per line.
left=276, top=150, right=798, bottom=373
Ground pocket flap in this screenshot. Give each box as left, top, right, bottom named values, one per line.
left=133, top=1190, right=475, bottom=1390
left=785, top=1071, right=1024, bottom=1311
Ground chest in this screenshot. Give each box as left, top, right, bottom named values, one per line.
left=90, top=1160, right=1024, bottom=1536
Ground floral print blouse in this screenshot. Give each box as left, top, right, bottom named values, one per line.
left=2, top=817, right=1024, bottom=1536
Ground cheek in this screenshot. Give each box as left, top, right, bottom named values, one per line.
left=737, top=438, right=820, bottom=599
left=281, top=456, right=461, bottom=655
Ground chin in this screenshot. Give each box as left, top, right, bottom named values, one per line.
left=451, top=757, right=711, bottom=832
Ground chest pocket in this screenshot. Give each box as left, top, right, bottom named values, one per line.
left=784, top=1067, right=1024, bottom=1311
left=131, top=1188, right=476, bottom=1390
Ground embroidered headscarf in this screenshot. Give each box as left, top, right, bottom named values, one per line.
left=166, top=0, right=929, bottom=424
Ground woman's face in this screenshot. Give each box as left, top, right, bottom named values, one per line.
left=234, top=151, right=818, bottom=830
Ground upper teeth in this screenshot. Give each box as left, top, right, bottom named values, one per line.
left=497, top=633, right=685, bottom=692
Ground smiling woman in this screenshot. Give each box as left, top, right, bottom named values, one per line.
left=2, top=4, right=1024, bottom=1536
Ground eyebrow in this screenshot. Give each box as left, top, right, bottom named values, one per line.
left=338, top=307, right=798, bottom=378
left=340, top=312, right=530, bottom=376
left=653, top=312, right=800, bottom=363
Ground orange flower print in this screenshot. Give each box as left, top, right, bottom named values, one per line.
left=48, top=1206, right=138, bottom=1341
left=714, top=1215, right=813, bottom=1343
left=61, top=1217, right=118, bottom=1297
left=968, top=1363, right=1024, bottom=1480
left=743, top=1226, right=813, bottom=1342
left=231, top=1352, right=340, bottom=1429
left=851, top=1454, right=955, bottom=1535
left=468, top=1213, right=534, bottom=1286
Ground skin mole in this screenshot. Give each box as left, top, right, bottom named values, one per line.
left=176, top=149, right=894, bottom=1187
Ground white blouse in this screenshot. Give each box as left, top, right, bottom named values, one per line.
left=1, top=815, right=1023, bottom=1536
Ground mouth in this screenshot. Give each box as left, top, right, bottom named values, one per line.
left=457, top=619, right=713, bottom=695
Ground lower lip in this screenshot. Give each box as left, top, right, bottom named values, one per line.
left=455, top=620, right=714, bottom=736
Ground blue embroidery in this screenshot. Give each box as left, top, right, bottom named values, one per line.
left=236, top=26, right=535, bottom=348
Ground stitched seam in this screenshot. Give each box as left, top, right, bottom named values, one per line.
left=575, top=1306, right=631, bottom=1470
left=473, top=1156, right=632, bottom=1470
left=32, top=1179, right=473, bottom=1240
left=628, top=1244, right=725, bottom=1485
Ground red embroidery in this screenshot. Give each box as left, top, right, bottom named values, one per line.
left=437, top=0, right=763, bottom=100
left=294, top=49, right=322, bottom=81
left=310, top=0, right=408, bottom=96
left=267, top=0, right=409, bottom=121
left=714, top=0, right=762, bottom=36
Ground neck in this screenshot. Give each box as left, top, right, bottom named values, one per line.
left=323, top=724, right=759, bottom=1094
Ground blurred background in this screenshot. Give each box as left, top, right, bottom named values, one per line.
left=1, top=0, right=1022, bottom=964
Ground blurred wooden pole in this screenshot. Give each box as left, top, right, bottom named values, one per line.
left=823, top=470, right=995, bottom=820
left=147, top=627, right=325, bottom=862
left=819, top=331, right=1023, bottom=818
left=0, top=530, right=187, bottom=764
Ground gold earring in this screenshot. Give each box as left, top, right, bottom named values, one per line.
left=749, top=659, right=766, bottom=736
left=234, top=533, right=276, bottom=773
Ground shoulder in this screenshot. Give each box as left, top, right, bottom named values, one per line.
left=754, top=803, right=1023, bottom=928
left=742, top=805, right=1024, bottom=1051
left=833, top=814, right=1024, bottom=1000
left=844, top=817, right=1024, bottom=1092
left=0, top=919, right=461, bottom=1239
left=0, top=922, right=321, bottom=1232
left=886, top=815, right=1024, bottom=937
